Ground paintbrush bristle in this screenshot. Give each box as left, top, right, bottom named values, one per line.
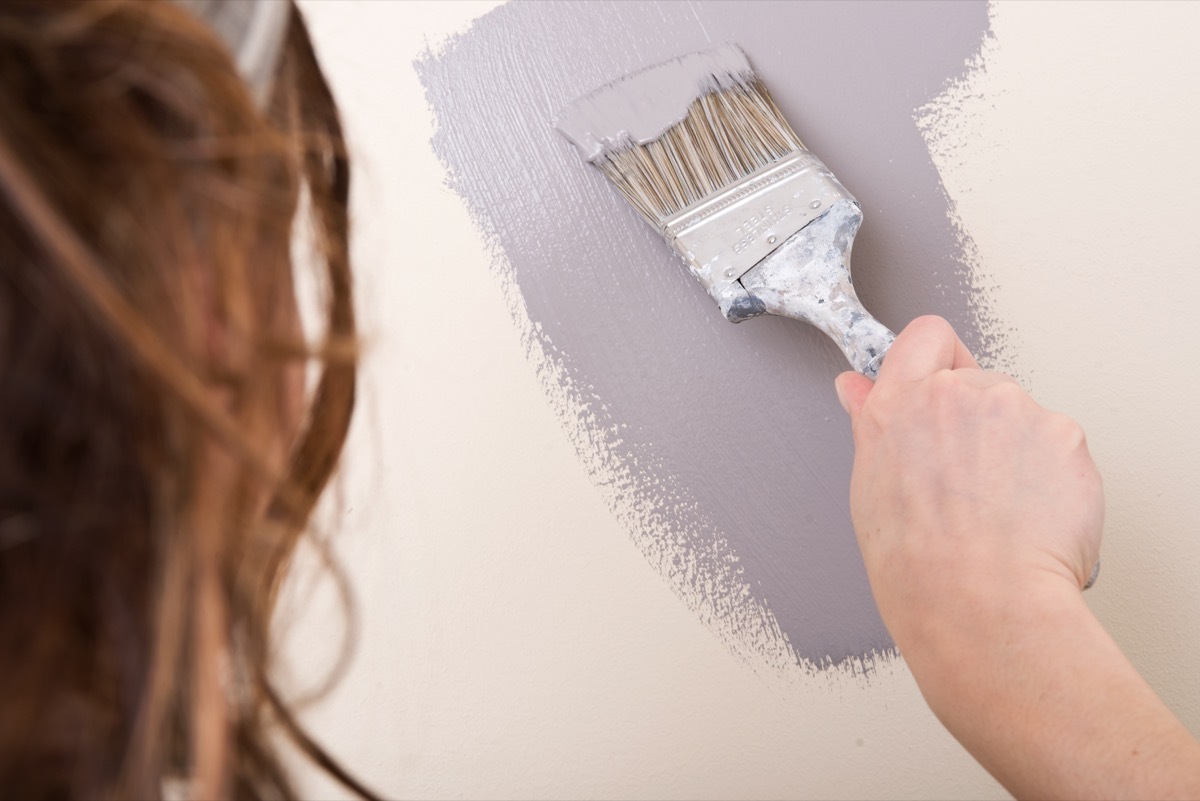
left=556, top=44, right=803, bottom=227
left=598, top=81, right=802, bottom=225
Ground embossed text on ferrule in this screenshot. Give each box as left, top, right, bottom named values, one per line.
left=662, top=150, right=857, bottom=307
left=732, top=203, right=793, bottom=255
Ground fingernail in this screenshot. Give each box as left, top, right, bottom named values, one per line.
left=834, top=376, right=850, bottom=414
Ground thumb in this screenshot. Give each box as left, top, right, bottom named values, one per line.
left=834, top=371, right=873, bottom=422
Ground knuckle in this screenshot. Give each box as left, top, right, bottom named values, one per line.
left=1048, top=412, right=1087, bottom=449
left=927, top=367, right=958, bottom=394
left=990, top=377, right=1025, bottom=401
left=926, top=369, right=961, bottom=410
left=985, top=378, right=1030, bottom=415
left=908, top=314, right=954, bottom=341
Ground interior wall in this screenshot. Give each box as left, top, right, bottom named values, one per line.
left=282, top=1, right=1200, bottom=798
left=412, top=0, right=998, bottom=671
left=917, top=0, right=1200, bottom=736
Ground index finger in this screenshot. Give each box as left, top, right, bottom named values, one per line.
left=876, top=315, right=979, bottom=384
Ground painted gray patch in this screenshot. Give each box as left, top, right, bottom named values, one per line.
left=416, top=1, right=1000, bottom=667
left=554, top=41, right=754, bottom=161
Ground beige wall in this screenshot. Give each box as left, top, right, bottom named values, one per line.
left=282, top=2, right=1200, bottom=798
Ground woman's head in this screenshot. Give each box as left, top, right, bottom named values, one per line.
left=0, top=1, right=360, bottom=797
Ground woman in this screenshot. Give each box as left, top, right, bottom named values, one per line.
left=5, top=2, right=1200, bottom=800
left=0, top=1, right=369, bottom=797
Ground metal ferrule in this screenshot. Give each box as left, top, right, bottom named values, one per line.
left=662, top=150, right=855, bottom=322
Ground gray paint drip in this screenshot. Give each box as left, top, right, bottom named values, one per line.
left=416, top=1, right=1002, bottom=667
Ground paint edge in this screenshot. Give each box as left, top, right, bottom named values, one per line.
left=410, top=18, right=842, bottom=681
left=914, top=0, right=1022, bottom=376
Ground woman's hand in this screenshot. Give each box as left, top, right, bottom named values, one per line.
left=833, top=315, right=1200, bottom=800
left=834, top=315, right=1103, bottom=654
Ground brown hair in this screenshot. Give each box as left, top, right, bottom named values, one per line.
left=0, top=1, right=370, bottom=797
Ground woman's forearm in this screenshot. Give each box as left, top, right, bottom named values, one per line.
left=906, top=579, right=1200, bottom=800
left=836, top=316, right=1200, bottom=799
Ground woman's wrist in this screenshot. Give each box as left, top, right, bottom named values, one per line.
left=896, top=574, right=1200, bottom=800
left=893, top=568, right=1088, bottom=709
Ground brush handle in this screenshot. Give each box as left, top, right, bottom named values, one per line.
left=739, top=200, right=895, bottom=379
left=835, top=306, right=895, bottom=380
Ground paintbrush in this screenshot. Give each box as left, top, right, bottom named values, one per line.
left=555, top=43, right=894, bottom=378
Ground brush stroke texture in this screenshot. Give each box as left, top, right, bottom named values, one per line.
left=416, top=0, right=1002, bottom=668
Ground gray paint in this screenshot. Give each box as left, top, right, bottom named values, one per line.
left=554, top=41, right=754, bottom=161
left=416, top=1, right=1001, bottom=667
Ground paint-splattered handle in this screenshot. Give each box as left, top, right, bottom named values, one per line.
left=863, top=351, right=888, bottom=380
left=738, top=200, right=895, bottom=379
left=846, top=313, right=895, bottom=380
left=813, top=285, right=895, bottom=379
